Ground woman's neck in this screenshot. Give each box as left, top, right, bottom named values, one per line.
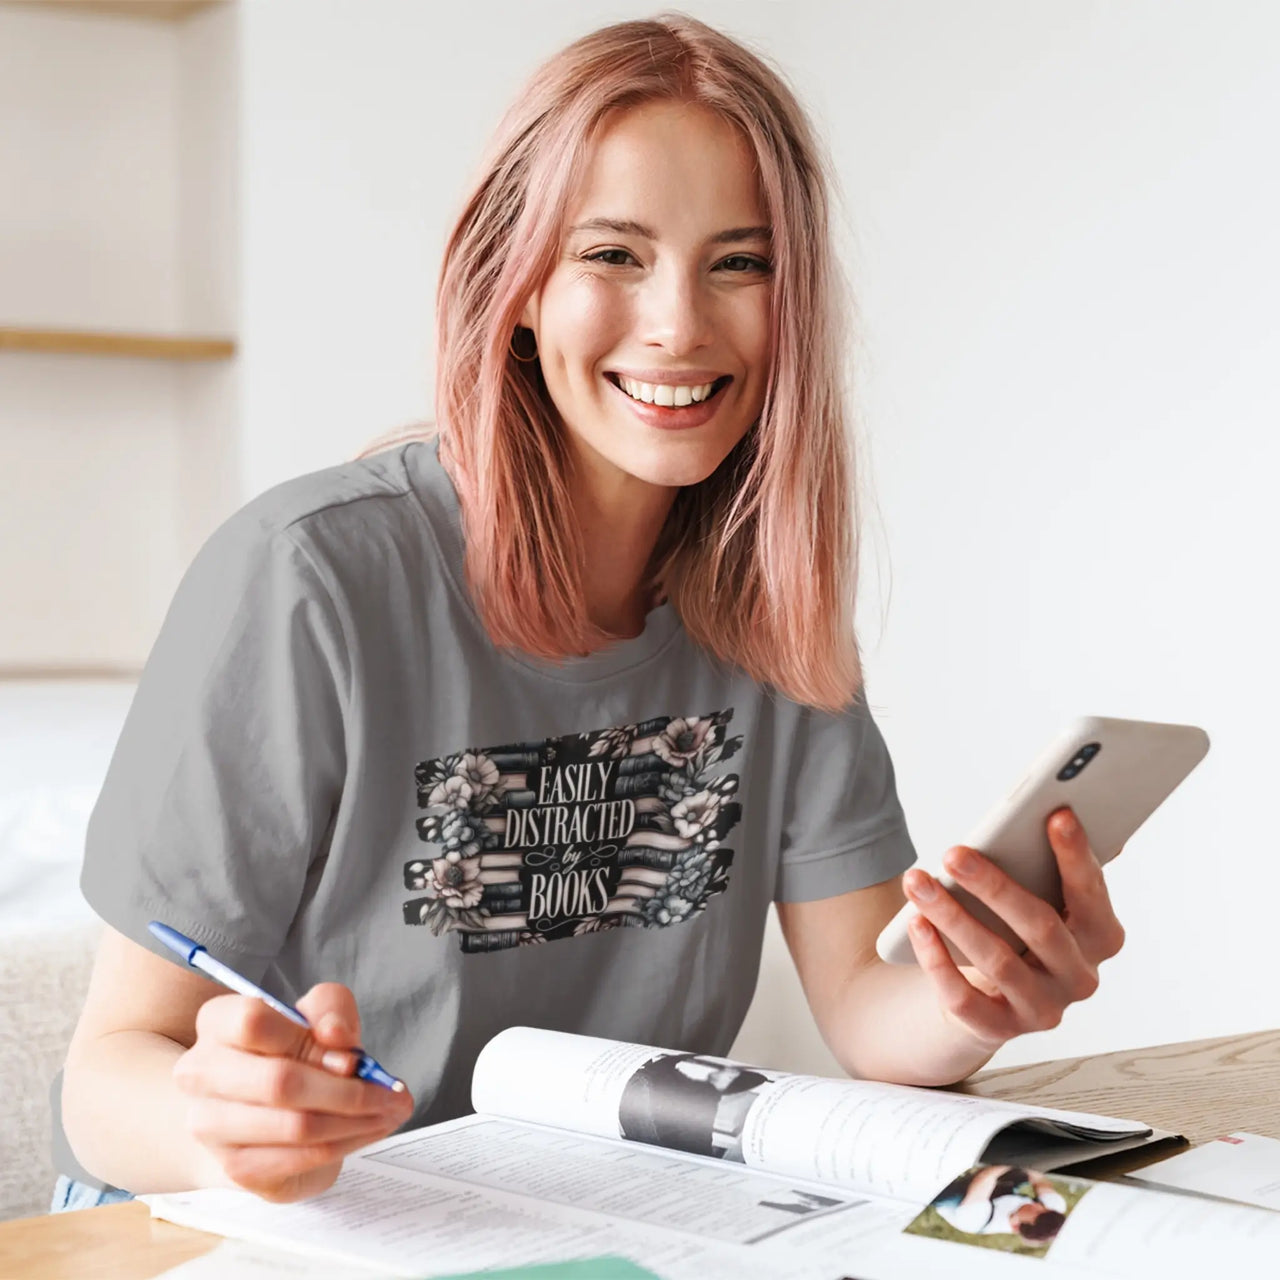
left=570, top=456, right=676, bottom=642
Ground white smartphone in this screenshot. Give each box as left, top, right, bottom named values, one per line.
left=876, top=715, right=1210, bottom=966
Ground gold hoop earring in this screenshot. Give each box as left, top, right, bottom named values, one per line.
left=509, top=328, right=539, bottom=363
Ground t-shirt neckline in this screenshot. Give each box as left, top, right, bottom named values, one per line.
left=402, top=438, right=683, bottom=685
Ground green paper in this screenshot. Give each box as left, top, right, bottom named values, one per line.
left=428, top=1259, right=660, bottom=1280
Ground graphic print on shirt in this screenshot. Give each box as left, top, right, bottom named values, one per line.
left=404, top=711, right=742, bottom=953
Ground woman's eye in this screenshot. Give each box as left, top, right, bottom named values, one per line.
left=579, top=250, right=772, bottom=273
left=583, top=249, right=635, bottom=266
left=718, top=254, right=772, bottom=273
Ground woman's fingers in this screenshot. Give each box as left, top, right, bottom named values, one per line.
left=210, top=1128, right=396, bottom=1201
left=906, top=913, right=1015, bottom=1047
left=193, top=986, right=365, bottom=1077
left=295, top=983, right=363, bottom=1050
left=904, top=867, right=1065, bottom=1028
left=940, top=846, right=1101, bottom=1004
left=174, top=1039, right=409, bottom=1119
left=195, top=993, right=310, bottom=1058
left=174, top=983, right=412, bottom=1203
left=1049, top=809, right=1127, bottom=962
left=186, top=1095, right=405, bottom=1149
left=905, top=813, right=1126, bottom=1049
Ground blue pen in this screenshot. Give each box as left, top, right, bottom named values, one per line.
left=148, top=921, right=405, bottom=1093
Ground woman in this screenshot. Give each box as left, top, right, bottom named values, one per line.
left=55, top=14, right=1124, bottom=1211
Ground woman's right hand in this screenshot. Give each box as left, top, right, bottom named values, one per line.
left=172, top=982, right=415, bottom=1203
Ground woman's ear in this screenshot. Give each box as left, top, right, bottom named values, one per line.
left=518, top=297, right=537, bottom=331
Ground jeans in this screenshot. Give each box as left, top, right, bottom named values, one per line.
left=49, top=1175, right=135, bottom=1213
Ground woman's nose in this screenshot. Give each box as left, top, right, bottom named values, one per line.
left=638, top=265, right=714, bottom=355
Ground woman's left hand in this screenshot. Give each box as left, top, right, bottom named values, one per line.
left=902, top=807, right=1127, bottom=1051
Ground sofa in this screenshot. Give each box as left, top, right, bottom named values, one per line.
left=0, top=920, right=102, bottom=1221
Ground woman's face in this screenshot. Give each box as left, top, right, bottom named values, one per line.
left=520, top=100, right=773, bottom=498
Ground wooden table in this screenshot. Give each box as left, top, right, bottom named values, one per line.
left=4, top=1028, right=1278, bottom=1280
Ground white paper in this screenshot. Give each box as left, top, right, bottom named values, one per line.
left=1046, top=1177, right=1280, bottom=1273
left=471, top=1026, right=1155, bottom=1204
left=1129, top=1132, right=1280, bottom=1210
left=144, top=1117, right=907, bottom=1280
left=144, top=1115, right=1280, bottom=1280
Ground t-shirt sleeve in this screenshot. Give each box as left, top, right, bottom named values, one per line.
left=774, top=696, right=917, bottom=902
left=81, top=510, right=349, bottom=979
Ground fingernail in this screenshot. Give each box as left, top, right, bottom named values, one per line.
left=1057, top=810, right=1079, bottom=838
left=318, top=1014, right=349, bottom=1040
left=322, top=1049, right=354, bottom=1074
left=907, top=870, right=937, bottom=901
left=947, top=847, right=977, bottom=877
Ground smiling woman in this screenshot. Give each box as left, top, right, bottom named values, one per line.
left=427, top=17, right=859, bottom=701
left=55, top=12, right=1126, bottom=1215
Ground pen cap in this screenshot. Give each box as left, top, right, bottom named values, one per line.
left=148, top=920, right=203, bottom=965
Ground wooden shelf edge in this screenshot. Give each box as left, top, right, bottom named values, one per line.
left=0, top=665, right=142, bottom=681
left=0, top=327, right=236, bottom=361
left=2, top=1, right=226, bottom=21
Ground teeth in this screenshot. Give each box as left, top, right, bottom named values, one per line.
left=616, top=377, right=718, bottom=406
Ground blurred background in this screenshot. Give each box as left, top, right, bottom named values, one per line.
left=1, top=0, right=1276, bottom=1080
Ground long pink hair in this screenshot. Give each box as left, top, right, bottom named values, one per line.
left=365, top=13, right=863, bottom=711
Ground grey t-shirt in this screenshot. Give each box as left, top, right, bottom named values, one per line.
left=59, top=439, right=916, bottom=1184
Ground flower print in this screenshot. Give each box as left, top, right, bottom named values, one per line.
left=439, top=809, right=483, bottom=859
left=669, top=850, right=713, bottom=898
left=427, top=856, right=484, bottom=910
left=589, top=725, right=636, bottom=760
left=573, top=916, right=625, bottom=936
left=670, top=790, right=722, bottom=839
left=652, top=716, right=715, bottom=767
left=642, top=890, right=695, bottom=927
left=453, top=752, right=501, bottom=806
left=427, top=774, right=474, bottom=810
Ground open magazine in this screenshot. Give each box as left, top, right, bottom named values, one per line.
left=143, top=1028, right=1280, bottom=1279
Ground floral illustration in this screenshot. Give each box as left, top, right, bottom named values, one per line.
left=454, top=752, right=502, bottom=805
left=587, top=724, right=637, bottom=760
left=652, top=716, right=715, bottom=767
left=406, top=711, right=742, bottom=949
left=670, top=789, right=722, bottom=839
left=427, top=774, right=474, bottom=810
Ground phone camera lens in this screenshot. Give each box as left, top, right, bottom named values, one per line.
left=1057, top=742, right=1101, bottom=782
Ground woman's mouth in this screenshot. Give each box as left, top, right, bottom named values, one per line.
left=605, top=373, right=732, bottom=407
left=603, top=373, right=732, bottom=430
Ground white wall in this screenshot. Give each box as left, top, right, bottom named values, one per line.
left=806, top=0, right=1280, bottom=1067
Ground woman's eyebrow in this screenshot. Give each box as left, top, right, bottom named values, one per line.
left=569, top=217, right=772, bottom=245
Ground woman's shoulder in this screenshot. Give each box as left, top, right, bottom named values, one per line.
left=201, top=438, right=455, bottom=585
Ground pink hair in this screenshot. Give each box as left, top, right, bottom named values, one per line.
left=365, top=13, right=863, bottom=712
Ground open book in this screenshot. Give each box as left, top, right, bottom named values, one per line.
left=143, top=1028, right=1280, bottom=1278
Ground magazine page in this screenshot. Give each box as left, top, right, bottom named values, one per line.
left=470, top=1027, right=1156, bottom=1204
left=144, top=1114, right=916, bottom=1280
left=145, top=1119, right=1280, bottom=1280
left=885, top=1162, right=1280, bottom=1276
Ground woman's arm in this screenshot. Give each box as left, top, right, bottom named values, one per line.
left=62, top=927, right=225, bottom=1191
left=62, top=926, right=413, bottom=1199
left=776, top=808, right=1126, bottom=1086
